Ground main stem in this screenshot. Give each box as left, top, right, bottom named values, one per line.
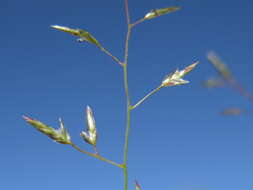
left=123, top=63, right=131, bottom=190
left=123, top=0, right=132, bottom=190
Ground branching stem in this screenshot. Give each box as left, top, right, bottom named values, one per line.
left=131, top=18, right=145, bottom=27
left=71, top=143, right=123, bottom=168
left=131, top=85, right=163, bottom=110
left=100, top=47, right=124, bottom=66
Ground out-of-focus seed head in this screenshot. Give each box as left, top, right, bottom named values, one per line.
left=134, top=180, right=141, bottom=190
left=207, top=51, right=232, bottom=80
left=221, top=108, right=244, bottom=116
left=203, top=77, right=225, bottom=88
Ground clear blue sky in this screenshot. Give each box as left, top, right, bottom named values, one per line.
left=2, top=0, right=253, bottom=190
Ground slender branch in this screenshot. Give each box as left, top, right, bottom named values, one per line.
left=124, top=0, right=131, bottom=25
left=100, top=47, right=124, bottom=66
left=123, top=0, right=132, bottom=67
left=123, top=23, right=132, bottom=67
left=131, top=18, right=145, bottom=27
left=131, top=85, right=162, bottom=110
left=71, top=143, right=123, bottom=168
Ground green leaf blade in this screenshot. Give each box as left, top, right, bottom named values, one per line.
left=144, top=6, right=181, bottom=20
left=51, top=25, right=102, bottom=48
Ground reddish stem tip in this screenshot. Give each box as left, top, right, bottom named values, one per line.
left=22, top=115, right=33, bottom=121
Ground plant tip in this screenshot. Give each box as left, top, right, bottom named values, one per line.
left=23, top=115, right=33, bottom=121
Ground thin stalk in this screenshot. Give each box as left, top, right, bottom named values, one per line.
left=71, top=143, right=123, bottom=168
left=131, top=18, right=145, bottom=27
left=124, top=0, right=131, bottom=26
left=123, top=64, right=131, bottom=190
left=100, top=47, right=124, bottom=66
left=131, top=85, right=162, bottom=110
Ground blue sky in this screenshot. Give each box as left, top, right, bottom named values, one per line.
left=2, top=0, right=253, bottom=190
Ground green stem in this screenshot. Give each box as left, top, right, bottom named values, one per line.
left=123, top=64, right=131, bottom=190
left=131, top=85, right=162, bottom=110
left=131, top=18, right=145, bottom=27
left=71, top=143, right=123, bottom=168
left=122, top=0, right=133, bottom=189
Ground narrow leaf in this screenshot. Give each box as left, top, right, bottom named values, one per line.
left=78, top=29, right=102, bottom=48
left=51, top=25, right=102, bottom=48
left=50, top=25, right=80, bottom=36
left=144, top=6, right=180, bottom=20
